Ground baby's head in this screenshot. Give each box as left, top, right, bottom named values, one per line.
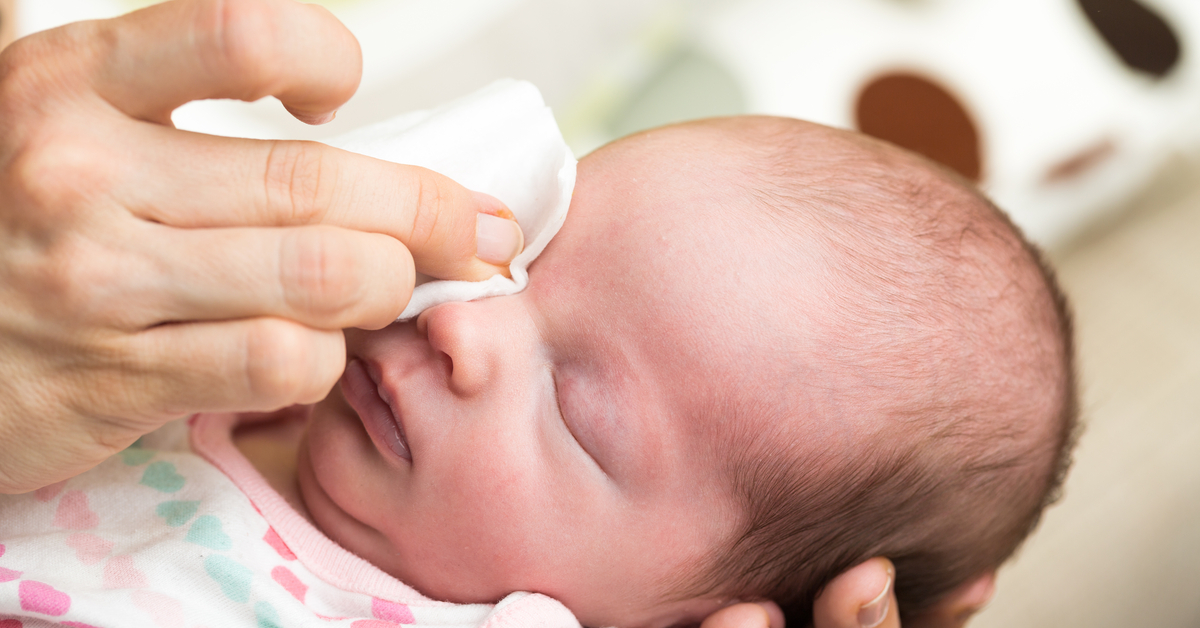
left=297, top=117, right=1077, bottom=628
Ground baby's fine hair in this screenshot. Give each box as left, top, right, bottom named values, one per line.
left=675, top=118, right=1078, bottom=624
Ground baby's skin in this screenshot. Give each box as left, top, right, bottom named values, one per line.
left=237, top=120, right=881, bottom=628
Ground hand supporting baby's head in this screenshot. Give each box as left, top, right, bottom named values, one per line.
left=622, top=118, right=1077, bottom=625
left=300, top=115, right=1076, bottom=628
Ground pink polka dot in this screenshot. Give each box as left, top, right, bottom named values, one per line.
left=0, top=567, right=22, bottom=583
left=0, top=618, right=22, bottom=628
left=18, top=580, right=71, bottom=616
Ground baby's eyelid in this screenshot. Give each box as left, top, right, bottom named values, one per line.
left=551, top=368, right=609, bottom=478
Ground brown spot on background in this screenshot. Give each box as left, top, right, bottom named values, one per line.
left=1044, top=138, right=1117, bottom=183
left=1076, top=0, right=1181, bottom=78
left=0, top=0, right=14, bottom=51
left=855, top=72, right=983, bottom=182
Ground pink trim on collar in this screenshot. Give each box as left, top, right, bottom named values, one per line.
left=188, top=412, right=445, bottom=606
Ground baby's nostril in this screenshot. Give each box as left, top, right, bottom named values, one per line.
left=1076, top=0, right=1182, bottom=78
left=854, top=72, right=983, bottom=183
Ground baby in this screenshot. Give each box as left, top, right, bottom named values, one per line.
left=0, top=116, right=1076, bottom=628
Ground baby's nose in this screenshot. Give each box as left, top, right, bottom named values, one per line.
left=417, top=302, right=495, bottom=397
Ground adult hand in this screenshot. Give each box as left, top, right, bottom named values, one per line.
left=699, top=559, right=995, bottom=628
left=0, top=0, right=522, bottom=493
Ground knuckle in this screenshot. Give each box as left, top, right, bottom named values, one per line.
left=280, top=227, right=364, bottom=319
left=242, top=318, right=316, bottom=405
left=9, top=136, right=117, bottom=215
left=353, top=236, right=412, bottom=330
left=29, top=235, right=113, bottom=317
left=263, top=140, right=335, bottom=225
left=0, top=41, right=41, bottom=117
left=205, top=0, right=285, bottom=97
left=11, top=227, right=151, bottom=331
left=407, top=167, right=451, bottom=250
left=0, top=27, right=84, bottom=118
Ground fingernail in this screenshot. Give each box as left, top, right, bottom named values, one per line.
left=294, top=110, right=338, bottom=125
left=755, top=601, right=783, bottom=628
left=472, top=191, right=517, bottom=220
left=476, top=212, right=524, bottom=265
left=858, top=567, right=894, bottom=628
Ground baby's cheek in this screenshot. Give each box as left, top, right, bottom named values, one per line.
left=428, top=456, right=581, bottom=589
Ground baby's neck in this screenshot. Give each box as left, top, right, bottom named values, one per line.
left=231, top=409, right=313, bottom=523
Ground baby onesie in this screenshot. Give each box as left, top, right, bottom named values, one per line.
left=0, top=413, right=579, bottom=628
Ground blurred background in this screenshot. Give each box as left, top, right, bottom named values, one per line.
left=2, top=1, right=1199, bottom=625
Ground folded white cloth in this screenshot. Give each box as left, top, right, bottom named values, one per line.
left=328, top=79, right=577, bottom=320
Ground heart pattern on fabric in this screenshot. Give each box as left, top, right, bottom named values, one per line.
left=204, top=555, right=253, bottom=603
left=132, top=590, right=185, bottom=628
left=103, top=555, right=149, bottom=589
left=54, top=491, right=99, bottom=530
left=140, top=462, right=186, bottom=493
left=34, top=481, right=67, bottom=502
left=18, top=580, right=71, bottom=616
left=372, top=598, right=415, bottom=624
left=262, top=527, right=295, bottom=560
left=256, top=601, right=282, bottom=628
left=120, top=447, right=155, bottom=466
left=352, top=621, right=405, bottom=628
left=185, top=516, right=232, bottom=550
left=270, top=565, right=307, bottom=603
left=156, top=501, right=200, bottom=527
left=66, top=533, right=113, bottom=565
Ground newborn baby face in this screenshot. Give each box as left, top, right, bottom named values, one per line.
left=298, top=128, right=805, bottom=628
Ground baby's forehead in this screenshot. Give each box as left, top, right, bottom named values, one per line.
left=558, top=118, right=1043, bottom=408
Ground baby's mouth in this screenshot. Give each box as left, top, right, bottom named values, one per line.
left=340, top=359, right=412, bottom=462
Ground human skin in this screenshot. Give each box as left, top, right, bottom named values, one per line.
left=245, top=122, right=999, bottom=628
left=298, top=125, right=783, bottom=628
left=0, top=0, right=986, bottom=622
left=296, top=120, right=933, bottom=628
left=0, top=0, right=16, bottom=50
left=0, top=0, right=934, bottom=623
left=0, top=0, right=521, bottom=495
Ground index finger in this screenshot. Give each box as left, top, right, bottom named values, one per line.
left=92, top=0, right=360, bottom=124
left=124, top=126, right=521, bottom=282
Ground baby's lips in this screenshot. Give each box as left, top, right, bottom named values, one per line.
left=473, top=191, right=525, bottom=266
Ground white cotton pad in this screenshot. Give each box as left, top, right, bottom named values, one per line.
left=327, top=79, right=577, bottom=320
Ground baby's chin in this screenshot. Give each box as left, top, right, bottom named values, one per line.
left=296, top=434, right=719, bottom=628
left=293, top=428, right=406, bottom=574
left=294, top=423, right=481, bottom=603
